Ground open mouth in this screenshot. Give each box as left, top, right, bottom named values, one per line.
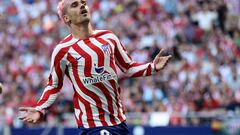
left=81, top=10, right=88, bottom=14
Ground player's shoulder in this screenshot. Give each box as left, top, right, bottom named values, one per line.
left=94, top=29, right=118, bottom=40
left=56, top=34, right=77, bottom=48
left=94, top=29, right=115, bottom=36
left=53, top=34, right=76, bottom=53
left=59, top=34, right=74, bottom=45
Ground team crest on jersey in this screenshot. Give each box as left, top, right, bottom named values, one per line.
left=101, top=44, right=111, bottom=55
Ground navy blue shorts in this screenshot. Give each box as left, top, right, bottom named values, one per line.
left=78, top=122, right=129, bottom=135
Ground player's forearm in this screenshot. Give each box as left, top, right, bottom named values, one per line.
left=125, top=62, right=156, bottom=77
left=34, top=86, right=60, bottom=115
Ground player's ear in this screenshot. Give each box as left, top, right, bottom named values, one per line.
left=63, top=15, right=70, bottom=24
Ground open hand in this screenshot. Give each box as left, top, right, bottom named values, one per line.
left=153, top=49, right=172, bottom=72
left=18, top=107, right=42, bottom=124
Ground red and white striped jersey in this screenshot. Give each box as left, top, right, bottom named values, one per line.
left=35, top=30, right=156, bottom=128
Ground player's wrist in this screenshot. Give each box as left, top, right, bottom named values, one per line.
left=36, top=110, right=44, bottom=117
left=151, top=62, right=158, bottom=73
left=152, top=62, right=159, bottom=72
left=34, top=106, right=46, bottom=116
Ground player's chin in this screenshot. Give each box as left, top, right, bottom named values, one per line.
left=80, top=17, right=90, bottom=24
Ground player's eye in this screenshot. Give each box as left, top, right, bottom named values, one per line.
left=81, top=0, right=87, bottom=5
left=71, top=1, right=79, bottom=8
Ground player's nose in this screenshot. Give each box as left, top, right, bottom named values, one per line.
left=80, top=3, right=85, bottom=9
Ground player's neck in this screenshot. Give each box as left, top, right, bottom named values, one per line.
left=71, top=23, right=93, bottom=39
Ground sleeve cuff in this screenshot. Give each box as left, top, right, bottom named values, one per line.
left=35, top=106, right=46, bottom=116
left=151, top=62, right=156, bottom=74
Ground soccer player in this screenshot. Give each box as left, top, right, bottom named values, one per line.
left=18, top=0, right=171, bottom=134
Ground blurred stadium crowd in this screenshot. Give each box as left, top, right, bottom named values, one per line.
left=0, top=0, right=240, bottom=129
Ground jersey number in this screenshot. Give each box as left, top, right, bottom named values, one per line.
left=100, top=129, right=110, bottom=135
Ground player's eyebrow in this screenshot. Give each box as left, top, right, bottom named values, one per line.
left=68, top=0, right=87, bottom=8
left=70, top=0, right=79, bottom=7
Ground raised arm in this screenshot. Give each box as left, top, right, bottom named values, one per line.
left=111, top=32, right=171, bottom=77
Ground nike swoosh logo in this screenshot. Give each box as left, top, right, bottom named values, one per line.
left=75, top=56, right=82, bottom=60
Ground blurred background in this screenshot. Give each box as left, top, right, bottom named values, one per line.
left=0, top=0, right=240, bottom=135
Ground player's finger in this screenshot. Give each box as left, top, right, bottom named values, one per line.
left=166, top=55, right=172, bottom=60
left=18, top=116, right=26, bottom=120
left=27, top=119, right=33, bottom=123
left=33, top=119, right=37, bottom=123
left=25, top=117, right=33, bottom=123
left=162, top=55, right=171, bottom=60
left=156, top=49, right=164, bottom=58
left=165, top=56, right=172, bottom=64
left=22, top=117, right=29, bottom=122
